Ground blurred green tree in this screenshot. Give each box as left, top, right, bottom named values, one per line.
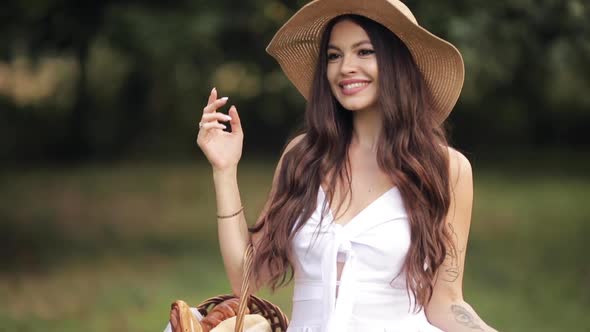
left=0, top=0, right=588, bottom=163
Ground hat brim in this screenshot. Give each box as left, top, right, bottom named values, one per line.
left=266, top=0, right=465, bottom=123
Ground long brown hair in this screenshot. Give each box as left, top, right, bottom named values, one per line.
left=250, top=14, right=454, bottom=310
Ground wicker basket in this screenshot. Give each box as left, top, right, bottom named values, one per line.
left=196, top=294, right=288, bottom=331
left=170, top=245, right=289, bottom=332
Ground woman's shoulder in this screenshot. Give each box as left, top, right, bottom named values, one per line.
left=443, top=146, right=472, bottom=187
left=445, top=146, right=471, bottom=168
left=275, top=133, right=307, bottom=169
left=284, top=132, right=307, bottom=153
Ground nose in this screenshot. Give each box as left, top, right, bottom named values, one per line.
left=340, top=54, right=358, bottom=74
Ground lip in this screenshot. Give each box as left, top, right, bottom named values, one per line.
left=338, top=79, right=371, bottom=96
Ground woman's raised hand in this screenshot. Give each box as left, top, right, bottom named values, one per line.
left=196, top=88, right=243, bottom=172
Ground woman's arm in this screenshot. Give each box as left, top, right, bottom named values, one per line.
left=197, top=88, right=248, bottom=295
left=198, top=86, right=305, bottom=295
left=213, top=166, right=250, bottom=296
left=425, top=147, right=498, bottom=332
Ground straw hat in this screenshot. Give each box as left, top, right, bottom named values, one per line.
left=266, top=0, right=465, bottom=123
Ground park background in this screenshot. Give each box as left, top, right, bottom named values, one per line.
left=0, top=0, right=589, bottom=331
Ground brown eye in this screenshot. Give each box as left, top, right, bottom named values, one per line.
left=327, top=53, right=340, bottom=61
left=359, top=49, right=375, bottom=56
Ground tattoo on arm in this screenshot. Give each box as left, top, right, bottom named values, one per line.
left=451, top=304, right=484, bottom=330
left=441, top=223, right=465, bottom=282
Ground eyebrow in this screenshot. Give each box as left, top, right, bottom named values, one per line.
left=327, top=40, right=372, bottom=51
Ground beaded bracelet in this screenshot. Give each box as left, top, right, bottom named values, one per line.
left=217, top=206, right=244, bottom=219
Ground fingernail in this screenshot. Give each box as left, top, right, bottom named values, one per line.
left=212, top=87, right=216, bottom=93
left=220, top=97, right=229, bottom=101
left=225, top=115, right=232, bottom=120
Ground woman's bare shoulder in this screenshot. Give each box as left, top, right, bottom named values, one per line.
left=284, top=132, right=307, bottom=154
left=271, top=133, right=306, bottom=181
left=444, top=146, right=472, bottom=187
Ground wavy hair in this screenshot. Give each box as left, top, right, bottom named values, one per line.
left=250, top=14, right=454, bottom=311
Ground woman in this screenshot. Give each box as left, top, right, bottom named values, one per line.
left=196, top=0, right=498, bottom=331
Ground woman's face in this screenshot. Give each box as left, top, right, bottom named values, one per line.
left=326, top=19, right=379, bottom=112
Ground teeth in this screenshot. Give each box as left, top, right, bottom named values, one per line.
left=342, top=82, right=369, bottom=90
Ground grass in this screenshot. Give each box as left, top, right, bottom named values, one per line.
left=0, top=158, right=588, bottom=331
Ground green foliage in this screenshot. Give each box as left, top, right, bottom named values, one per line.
left=0, top=0, right=588, bottom=161
left=0, top=159, right=589, bottom=331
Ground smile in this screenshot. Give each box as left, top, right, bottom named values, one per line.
left=340, top=81, right=370, bottom=96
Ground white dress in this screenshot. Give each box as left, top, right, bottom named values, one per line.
left=287, top=186, right=443, bottom=332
